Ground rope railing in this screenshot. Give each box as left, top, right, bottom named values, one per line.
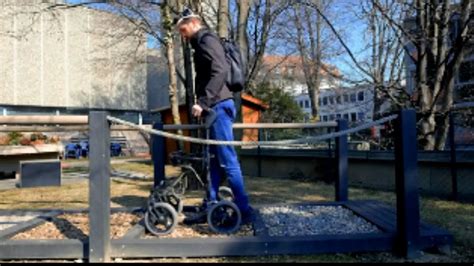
left=163, top=121, right=338, bottom=131
left=106, top=114, right=399, bottom=147
left=452, top=101, right=474, bottom=110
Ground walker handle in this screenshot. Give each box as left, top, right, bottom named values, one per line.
left=202, top=108, right=217, bottom=129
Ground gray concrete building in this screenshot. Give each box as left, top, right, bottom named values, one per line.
left=0, top=0, right=148, bottom=114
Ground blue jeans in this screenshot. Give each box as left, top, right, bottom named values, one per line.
left=207, top=99, right=250, bottom=214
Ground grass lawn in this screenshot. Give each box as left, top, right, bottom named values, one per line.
left=0, top=161, right=472, bottom=263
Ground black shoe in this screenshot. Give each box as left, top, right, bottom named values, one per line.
left=241, top=207, right=255, bottom=225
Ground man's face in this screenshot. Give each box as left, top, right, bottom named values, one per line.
left=178, top=21, right=196, bottom=40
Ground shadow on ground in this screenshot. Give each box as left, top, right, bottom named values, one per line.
left=112, top=195, right=147, bottom=208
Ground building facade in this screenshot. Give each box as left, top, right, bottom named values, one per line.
left=258, top=55, right=341, bottom=96
left=295, top=85, right=375, bottom=123
left=0, top=1, right=148, bottom=121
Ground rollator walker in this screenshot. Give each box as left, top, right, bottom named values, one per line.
left=144, top=109, right=242, bottom=236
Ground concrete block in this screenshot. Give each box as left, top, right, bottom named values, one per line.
left=18, top=159, right=61, bottom=188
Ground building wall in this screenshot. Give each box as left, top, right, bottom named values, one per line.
left=147, top=49, right=170, bottom=112
left=240, top=149, right=474, bottom=201
left=0, top=1, right=147, bottom=111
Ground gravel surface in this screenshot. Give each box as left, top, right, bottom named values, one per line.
left=144, top=212, right=254, bottom=239
left=11, top=212, right=141, bottom=240
left=0, top=215, right=38, bottom=231
left=144, top=223, right=254, bottom=239
left=259, top=205, right=381, bottom=237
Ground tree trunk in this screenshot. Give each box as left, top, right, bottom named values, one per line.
left=415, top=0, right=472, bottom=150
left=415, top=0, right=435, bottom=150
left=217, top=0, right=229, bottom=38
left=233, top=0, right=251, bottom=141
left=246, top=0, right=273, bottom=90
left=237, top=0, right=250, bottom=74
left=292, top=3, right=323, bottom=120
left=162, top=1, right=184, bottom=150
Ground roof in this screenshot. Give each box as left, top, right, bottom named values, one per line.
left=241, top=93, right=269, bottom=110
left=262, top=55, right=342, bottom=78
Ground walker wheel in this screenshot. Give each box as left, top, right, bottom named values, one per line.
left=207, top=200, right=241, bottom=234
left=218, top=186, right=234, bottom=201
left=145, top=202, right=177, bottom=236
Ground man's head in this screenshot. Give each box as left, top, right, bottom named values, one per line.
left=175, top=8, right=203, bottom=40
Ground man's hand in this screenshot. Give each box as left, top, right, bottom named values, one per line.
left=192, top=104, right=204, bottom=118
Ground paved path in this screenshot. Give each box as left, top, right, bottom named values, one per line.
left=61, top=157, right=150, bottom=169
left=0, top=157, right=151, bottom=191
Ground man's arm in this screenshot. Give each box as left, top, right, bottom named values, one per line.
left=198, top=34, right=230, bottom=108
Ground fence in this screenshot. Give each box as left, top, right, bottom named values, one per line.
left=0, top=110, right=452, bottom=262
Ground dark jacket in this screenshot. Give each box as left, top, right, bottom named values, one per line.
left=190, top=28, right=233, bottom=109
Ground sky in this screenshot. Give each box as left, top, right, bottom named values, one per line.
left=64, top=0, right=373, bottom=83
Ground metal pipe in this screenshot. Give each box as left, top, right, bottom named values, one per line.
left=0, top=125, right=145, bottom=132
left=0, top=115, right=337, bottom=130
left=0, top=115, right=88, bottom=125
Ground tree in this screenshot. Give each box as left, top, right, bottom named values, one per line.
left=291, top=0, right=472, bottom=150
left=245, top=0, right=291, bottom=90
left=161, top=0, right=184, bottom=150
left=285, top=0, right=343, bottom=120
left=373, top=0, right=473, bottom=150
left=253, top=82, right=305, bottom=123
left=252, top=82, right=305, bottom=140
left=357, top=0, right=407, bottom=117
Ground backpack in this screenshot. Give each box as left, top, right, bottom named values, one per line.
left=220, top=38, right=245, bottom=92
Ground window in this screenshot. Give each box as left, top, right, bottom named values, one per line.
left=304, top=100, right=310, bottom=108
left=336, top=114, right=341, bottom=119
left=322, top=115, right=328, bottom=122
left=329, top=114, right=335, bottom=121
left=323, top=97, right=328, bottom=105
left=358, top=112, right=365, bottom=121
left=329, top=96, right=334, bottom=105
left=358, top=91, right=364, bottom=101
left=299, top=101, right=303, bottom=108
left=343, top=94, right=349, bottom=102
left=287, top=66, right=295, bottom=76
left=350, top=93, right=356, bottom=103
left=449, top=17, right=462, bottom=43
left=336, top=96, right=341, bottom=104
left=343, top=113, right=349, bottom=120
left=351, top=113, right=357, bottom=121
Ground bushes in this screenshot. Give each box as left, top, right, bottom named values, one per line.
left=0, top=132, right=59, bottom=146
left=7, top=132, right=23, bottom=145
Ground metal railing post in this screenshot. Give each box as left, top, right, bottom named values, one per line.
left=394, top=109, right=421, bottom=258
left=257, top=128, right=262, bottom=177
left=152, top=122, right=165, bottom=188
left=88, top=111, right=111, bottom=262
left=449, top=112, right=458, bottom=201
left=335, top=119, right=348, bottom=201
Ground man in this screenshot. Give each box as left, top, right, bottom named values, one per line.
left=175, top=8, right=253, bottom=224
